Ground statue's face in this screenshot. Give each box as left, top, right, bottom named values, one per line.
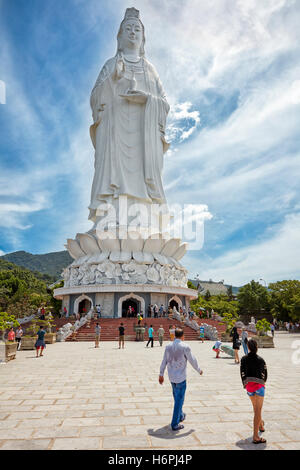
left=120, top=18, right=143, bottom=50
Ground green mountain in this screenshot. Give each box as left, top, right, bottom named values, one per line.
left=0, top=250, right=72, bottom=280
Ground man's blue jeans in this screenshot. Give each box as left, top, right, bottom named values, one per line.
left=171, top=380, right=186, bottom=429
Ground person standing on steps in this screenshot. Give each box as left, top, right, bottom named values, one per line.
left=96, top=305, right=101, bottom=319
left=118, top=322, right=125, bottom=349
left=240, top=339, right=267, bottom=445
left=199, top=323, right=205, bottom=343
left=159, top=328, right=203, bottom=431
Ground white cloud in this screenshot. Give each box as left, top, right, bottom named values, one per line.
left=187, top=212, right=300, bottom=285
left=0, top=191, right=48, bottom=230
left=166, top=102, right=200, bottom=143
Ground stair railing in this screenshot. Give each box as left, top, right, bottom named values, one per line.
left=57, top=309, right=92, bottom=341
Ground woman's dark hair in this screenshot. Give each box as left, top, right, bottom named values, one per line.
left=248, top=338, right=258, bottom=354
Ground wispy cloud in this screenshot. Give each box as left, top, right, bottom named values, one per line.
left=186, top=212, right=300, bottom=285
left=166, top=102, right=200, bottom=143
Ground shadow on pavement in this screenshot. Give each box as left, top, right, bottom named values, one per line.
left=235, top=437, right=267, bottom=450
left=147, top=425, right=195, bottom=439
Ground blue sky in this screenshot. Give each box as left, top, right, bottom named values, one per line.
left=1, top=0, right=300, bottom=285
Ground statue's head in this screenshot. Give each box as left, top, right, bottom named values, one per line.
left=117, top=7, right=145, bottom=56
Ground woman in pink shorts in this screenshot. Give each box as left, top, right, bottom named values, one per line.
left=240, top=339, right=268, bottom=444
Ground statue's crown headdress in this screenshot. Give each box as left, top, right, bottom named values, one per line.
left=117, top=7, right=145, bottom=57
left=124, top=7, right=140, bottom=21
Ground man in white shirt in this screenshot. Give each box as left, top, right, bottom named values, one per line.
left=159, top=328, right=203, bottom=431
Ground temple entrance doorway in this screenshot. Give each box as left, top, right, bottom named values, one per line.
left=169, top=299, right=179, bottom=311
left=78, top=298, right=92, bottom=314
left=122, top=299, right=139, bottom=317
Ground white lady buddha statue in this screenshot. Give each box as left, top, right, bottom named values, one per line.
left=88, top=8, right=170, bottom=233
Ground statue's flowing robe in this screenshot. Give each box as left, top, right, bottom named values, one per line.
left=89, top=56, right=170, bottom=222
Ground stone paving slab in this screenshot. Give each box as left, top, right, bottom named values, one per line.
left=0, top=331, right=299, bottom=450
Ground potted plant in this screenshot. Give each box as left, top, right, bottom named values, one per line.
left=43, top=315, right=57, bottom=344
left=21, top=320, right=40, bottom=350
left=252, top=318, right=274, bottom=348
left=0, top=312, right=20, bottom=361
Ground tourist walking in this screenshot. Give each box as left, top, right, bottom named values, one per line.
left=231, top=326, right=241, bottom=363
left=146, top=325, right=154, bottom=347
left=159, top=328, right=203, bottom=431
left=95, top=322, right=101, bottom=348
left=240, top=339, right=267, bottom=444
left=118, top=323, right=125, bottom=349
left=270, top=323, right=275, bottom=338
left=241, top=328, right=249, bottom=355
left=158, top=325, right=165, bottom=346
left=15, top=326, right=23, bottom=350
left=35, top=326, right=46, bottom=357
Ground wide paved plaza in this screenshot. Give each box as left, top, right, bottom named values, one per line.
left=0, top=332, right=299, bottom=450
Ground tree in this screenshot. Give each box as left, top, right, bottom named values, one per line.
left=7, top=294, right=40, bottom=319
left=204, top=290, right=211, bottom=301
left=227, top=285, right=234, bottom=301
left=255, top=318, right=271, bottom=336
left=191, top=294, right=238, bottom=318
left=268, top=280, right=300, bottom=322
left=237, top=280, right=270, bottom=316
left=187, top=280, right=197, bottom=290
left=221, top=312, right=238, bottom=334
left=0, top=312, right=20, bottom=341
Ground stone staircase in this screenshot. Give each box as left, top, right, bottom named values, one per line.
left=20, top=314, right=227, bottom=342
left=64, top=316, right=226, bottom=342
